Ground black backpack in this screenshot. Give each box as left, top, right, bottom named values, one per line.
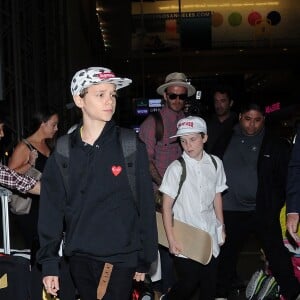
left=54, top=127, right=138, bottom=204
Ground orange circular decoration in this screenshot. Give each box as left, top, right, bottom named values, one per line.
left=212, top=12, right=223, bottom=27
left=248, top=11, right=262, bottom=26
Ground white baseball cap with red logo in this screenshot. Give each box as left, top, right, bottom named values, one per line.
left=170, top=116, right=207, bottom=138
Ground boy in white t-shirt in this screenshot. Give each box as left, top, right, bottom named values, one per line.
left=159, top=116, right=228, bottom=300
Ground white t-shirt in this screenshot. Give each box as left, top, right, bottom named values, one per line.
left=159, top=151, right=228, bottom=257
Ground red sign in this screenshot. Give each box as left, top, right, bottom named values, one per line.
left=265, top=102, right=280, bottom=114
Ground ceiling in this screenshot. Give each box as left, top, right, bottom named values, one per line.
left=96, top=0, right=300, bottom=114
left=96, top=0, right=131, bottom=58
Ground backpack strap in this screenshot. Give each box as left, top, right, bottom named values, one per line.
left=117, top=127, right=138, bottom=211
left=54, top=135, right=70, bottom=195
left=209, top=154, right=217, bottom=171
left=173, top=156, right=186, bottom=207
left=151, top=112, right=164, bottom=143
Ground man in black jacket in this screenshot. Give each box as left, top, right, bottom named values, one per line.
left=37, top=67, right=157, bottom=300
left=286, top=125, right=300, bottom=241
left=215, top=102, right=300, bottom=300
left=206, top=85, right=238, bottom=158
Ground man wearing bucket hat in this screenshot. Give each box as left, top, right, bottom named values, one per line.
left=139, top=72, right=196, bottom=294
left=140, top=73, right=196, bottom=190
left=37, top=67, right=157, bottom=300
left=159, top=116, right=227, bottom=300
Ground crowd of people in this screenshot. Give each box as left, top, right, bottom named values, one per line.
left=0, top=67, right=299, bottom=300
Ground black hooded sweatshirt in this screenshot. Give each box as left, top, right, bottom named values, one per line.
left=37, top=120, right=158, bottom=276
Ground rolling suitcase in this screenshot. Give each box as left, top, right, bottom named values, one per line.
left=0, top=187, right=31, bottom=299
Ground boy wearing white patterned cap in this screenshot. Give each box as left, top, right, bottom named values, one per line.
left=37, top=67, right=157, bottom=300
left=159, top=116, right=227, bottom=300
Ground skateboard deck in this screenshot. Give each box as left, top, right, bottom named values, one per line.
left=156, top=212, right=213, bottom=265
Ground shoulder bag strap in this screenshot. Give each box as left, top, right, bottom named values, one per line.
left=22, top=138, right=34, bottom=151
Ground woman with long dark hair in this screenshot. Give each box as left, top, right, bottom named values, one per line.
left=9, top=106, right=58, bottom=252
left=8, top=106, right=59, bottom=299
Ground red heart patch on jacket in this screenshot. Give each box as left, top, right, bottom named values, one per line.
left=112, top=165, right=122, bottom=176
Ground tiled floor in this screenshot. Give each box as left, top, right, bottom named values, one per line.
left=153, top=235, right=263, bottom=300
left=2, top=215, right=263, bottom=300
left=154, top=259, right=262, bottom=299
left=227, top=249, right=263, bottom=300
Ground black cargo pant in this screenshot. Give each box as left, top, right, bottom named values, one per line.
left=69, top=256, right=135, bottom=300
left=164, top=256, right=218, bottom=300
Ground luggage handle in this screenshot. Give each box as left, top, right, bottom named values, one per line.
left=0, top=187, right=12, bottom=255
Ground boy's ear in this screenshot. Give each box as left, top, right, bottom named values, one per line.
left=203, top=134, right=208, bottom=143
left=73, top=95, right=83, bottom=109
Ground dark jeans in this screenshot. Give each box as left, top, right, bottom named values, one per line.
left=153, top=245, right=176, bottom=294
left=216, top=210, right=300, bottom=300
left=164, top=256, right=218, bottom=300
left=69, top=256, right=135, bottom=300
left=156, top=245, right=176, bottom=294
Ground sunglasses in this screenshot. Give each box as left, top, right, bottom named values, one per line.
left=166, top=93, right=188, bottom=101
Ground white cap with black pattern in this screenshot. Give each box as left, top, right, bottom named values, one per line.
left=70, top=67, right=132, bottom=96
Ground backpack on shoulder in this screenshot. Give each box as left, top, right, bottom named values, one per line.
left=54, top=127, right=137, bottom=203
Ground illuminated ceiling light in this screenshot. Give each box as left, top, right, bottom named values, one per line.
left=232, top=3, right=253, bottom=6
left=158, top=2, right=279, bottom=10
left=96, top=6, right=104, bottom=12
